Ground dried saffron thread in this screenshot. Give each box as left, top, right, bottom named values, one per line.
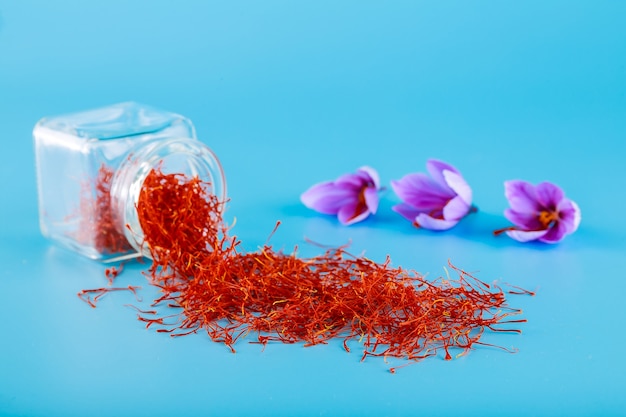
left=128, top=168, right=529, bottom=369
left=77, top=285, right=141, bottom=308
left=104, top=262, right=126, bottom=285
left=505, top=283, right=537, bottom=296
left=77, top=258, right=134, bottom=307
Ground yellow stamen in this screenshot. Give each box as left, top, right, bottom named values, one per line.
left=538, top=210, right=559, bottom=228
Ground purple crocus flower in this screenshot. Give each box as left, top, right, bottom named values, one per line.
left=495, top=180, right=581, bottom=243
left=300, top=166, right=381, bottom=225
left=390, top=159, right=473, bottom=230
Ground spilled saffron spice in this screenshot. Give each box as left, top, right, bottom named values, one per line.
left=77, top=167, right=531, bottom=370
left=88, top=168, right=529, bottom=370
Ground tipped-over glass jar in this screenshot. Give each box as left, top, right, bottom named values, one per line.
left=34, top=102, right=226, bottom=262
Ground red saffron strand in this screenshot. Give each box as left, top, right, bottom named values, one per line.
left=104, top=261, right=127, bottom=285
left=505, top=283, right=537, bottom=296
left=77, top=285, right=141, bottom=308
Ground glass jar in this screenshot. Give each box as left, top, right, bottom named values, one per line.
left=33, top=102, right=226, bottom=262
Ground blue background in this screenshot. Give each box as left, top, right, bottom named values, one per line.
left=1, top=1, right=625, bottom=416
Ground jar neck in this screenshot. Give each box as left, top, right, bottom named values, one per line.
left=111, top=137, right=226, bottom=258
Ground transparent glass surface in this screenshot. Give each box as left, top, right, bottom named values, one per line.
left=33, top=102, right=198, bottom=261
left=112, top=137, right=227, bottom=258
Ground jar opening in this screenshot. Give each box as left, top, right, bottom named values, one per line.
left=111, top=137, right=226, bottom=258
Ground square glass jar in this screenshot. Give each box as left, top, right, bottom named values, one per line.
left=33, top=102, right=221, bottom=261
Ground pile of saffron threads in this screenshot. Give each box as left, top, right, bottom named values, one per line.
left=104, top=168, right=530, bottom=370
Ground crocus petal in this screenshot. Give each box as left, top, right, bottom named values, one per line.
left=414, top=213, right=460, bottom=231
left=442, top=170, right=472, bottom=206
left=357, top=166, right=380, bottom=189
left=505, top=229, right=549, bottom=243
left=302, top=167, right=381, bottom=225
left=391, top=174, right=452, bottom=211
left=539, top=197, right=580, bottom=243
left=392, top=159, right=472, bottom=230
left=500, top=180, right=580, bottom=244
left=504, top=209, right=543, bottom=230
left=557, top=199, right=581, bottom=234
left=504, top=180, right=540, bottom=214
left=538, top=221, right=568, bottom=243
left=334, top=166, right=379, bottom=191
left=363, top=187, right=379, bottom=215
left=337, top=201, right=369, bottom=225
left=301, top=182, right=358, bottom=214
left=535, top=182, right=564, bottom=210
left=426, top=159, right=460, bottom=191
left=392, top=203, right=422, bottom=223
left=442, top=195, right=471, bottom=221
left=335, top=173, right=367, bottom=189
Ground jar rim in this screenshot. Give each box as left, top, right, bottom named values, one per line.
left=111, top=137, right=227, bottom=258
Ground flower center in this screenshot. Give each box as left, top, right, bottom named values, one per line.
left=347, top=188, right=369, bottom=222
left=538, top=210, right=559, bottom=228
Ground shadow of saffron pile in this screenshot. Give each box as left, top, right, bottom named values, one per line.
left=85, top=168, right=531, bottom=372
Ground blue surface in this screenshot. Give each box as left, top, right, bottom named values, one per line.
left=1, top=1, right=626, bottom=416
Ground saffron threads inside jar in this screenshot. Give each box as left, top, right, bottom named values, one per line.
left=97, top=168, right=528, bottom=369
left=77, top=165, right=133, bottom=255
